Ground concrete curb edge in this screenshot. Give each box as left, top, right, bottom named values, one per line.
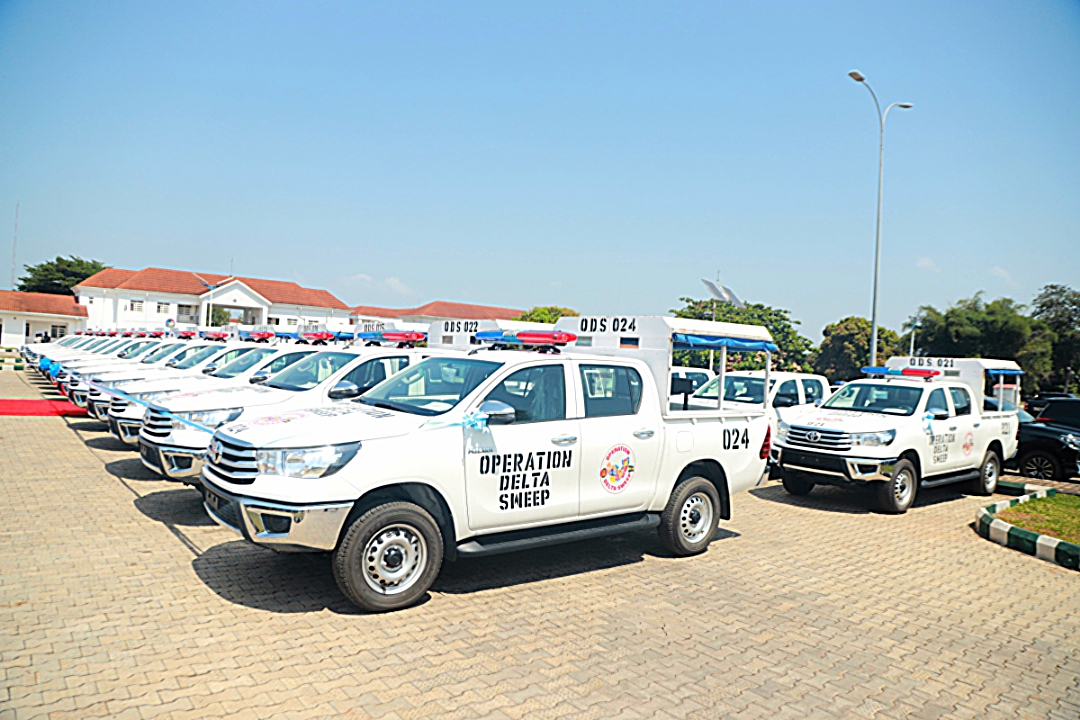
left=975, top=488, right=1079, bottom=570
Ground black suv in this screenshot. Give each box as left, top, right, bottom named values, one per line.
left=1025, top=392, right=1078, bottom=416
left=1011, top=399, right=1080, bottom=480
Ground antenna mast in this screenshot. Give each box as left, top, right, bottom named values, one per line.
left=10, top=203, right=18, bottom=290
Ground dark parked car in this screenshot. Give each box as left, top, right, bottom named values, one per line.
left=1007, top=399, right=1080, bottom=480
left=1024, top=392, right=1078, bottom=416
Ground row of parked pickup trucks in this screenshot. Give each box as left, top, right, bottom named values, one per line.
left=24, top=319, right=1029, bottom=612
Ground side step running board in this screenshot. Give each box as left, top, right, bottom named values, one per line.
left=457, top=512, right=661, bottom=557
left=921, top=470, right=980, bottom=489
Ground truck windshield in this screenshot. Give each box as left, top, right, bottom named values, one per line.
left=822, top=383, right=923, bottom=416
left=360, top=357, right=502, bottom=416
left=120, top=341, right=158, bottom=358
left=172, top=345, right=223, bottom=370
left=694, top=376, right=774, bottom=404
left=211, top=348, right=278, bottom=378
left=264, top=352, right=356, bottom=392
left=141, top=343, right=183, bottom=363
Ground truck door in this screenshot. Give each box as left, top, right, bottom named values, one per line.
left=948, top=386, right=979, bottom=470
left=464, top=362, right=581, bottom=531
left=924, top=388, right=958, bottom=476
left=575, top=362, right=663, bottom=516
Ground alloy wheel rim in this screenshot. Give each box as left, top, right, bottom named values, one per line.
left=1024, top=456, right=1053, bottom=480
left=362, top=523, right=427, bottom=595
left=983, top=457, right=999, bottom=490
left=893, top=470, right=912, bottom=506
left=680, top=492, right=713, bottom=544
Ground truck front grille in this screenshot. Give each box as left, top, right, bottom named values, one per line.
left=143, top=408, right=172, bottom=439
left=205, top=437, right=258, bottom=485
left=786, top=426, right=851, bottom=452
left=109, top=396, right=129, bottom=413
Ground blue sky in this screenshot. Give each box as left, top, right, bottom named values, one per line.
left=1, top=1, right=1077, bottom=340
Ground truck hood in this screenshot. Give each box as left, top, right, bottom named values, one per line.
left=217, top=403, right=426, bottom=448
left=788, top=408, right=911, bottom=433
left=120, top=374, right=228, bottom=395
left=156, top=384, right=293, bottom=412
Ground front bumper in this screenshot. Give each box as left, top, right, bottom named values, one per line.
left=88, top=398, right=112, bottom=420
left=139, top=438, right=206, bottom=481
left=69, top=389, right=89, bottom=408
left=201, top=477, right=354, bottom=552
left=774, top=446, right=899, bottom=484
left=107, top=415, right=142, bottom=445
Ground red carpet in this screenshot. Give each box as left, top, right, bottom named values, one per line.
left=0, top=399, right=88, bottom=417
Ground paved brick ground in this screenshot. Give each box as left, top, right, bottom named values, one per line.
left=2, top=370, right=1079, bottom=720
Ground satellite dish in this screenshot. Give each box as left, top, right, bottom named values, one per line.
left=701, top=279, right=746, bottom=309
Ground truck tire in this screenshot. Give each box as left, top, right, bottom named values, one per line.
left=969, top=449, right=1000, bottom=496
left=658, top=476, right=721, bottom=557
left=875, top=459, right=918, bottom=514
left=332, top=501, right=444, bottom=613
left=1018, top=449, right=1063, bottom=480
left=781, top=471, right=815, bottom=496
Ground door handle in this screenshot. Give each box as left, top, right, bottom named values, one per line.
left=973, top=422, right=981, bottom=428
left=551, top=435, right=577, bottom=445
left=633, top=429, right=655, bottom=439
left=949, top=426, right=957, bottom=431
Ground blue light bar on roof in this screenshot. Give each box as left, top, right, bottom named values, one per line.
left=985, top=368, right=1025, bottom=375
left=671, top=333, right=778, bottom=353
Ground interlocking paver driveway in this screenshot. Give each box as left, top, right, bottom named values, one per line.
left=2, top=370, right=1079, bottom=719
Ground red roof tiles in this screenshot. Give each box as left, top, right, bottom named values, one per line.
left=351, top=300, right=523, bottom=321
left=75, top=267, right=350, bottom=310
left=0, top=291, right=88, bottom=318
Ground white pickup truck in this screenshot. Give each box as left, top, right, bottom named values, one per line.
left=200, top=316, right=775, bottom=612
left=773, top=357, right=1022, bottom=513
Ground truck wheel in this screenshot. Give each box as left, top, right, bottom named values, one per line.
left=969, top=450, right=1000, bottom=496
left=1019, top=450, right=1063, bottom=480
left=781, top=471, right=815, bottom=496
left=332, top=501, right=444, bottom=613
left=658, top=476, right=721, bottom=557
left=876, top=459, right=918, bottom=514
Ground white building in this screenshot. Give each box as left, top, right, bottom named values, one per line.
left=74, top=267, right=353, bottom=333
left=351, top=300, right=523, bottom=326
left=0, top=290, right=88, bottom=347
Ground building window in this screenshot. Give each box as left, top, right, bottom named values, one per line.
left=177, top=304, right=198, bottom=323
left=130, top=300, right=144, bottom=312
left=268, top=317, right=280, bottom=326
left=287, top=318, right=298, bottom=326
left=50, top=325, right=67, bottom=338
left=157, top=302, right=170, bottom=314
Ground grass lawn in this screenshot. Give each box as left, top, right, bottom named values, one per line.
left=998, top=494, right=1080, bottom=545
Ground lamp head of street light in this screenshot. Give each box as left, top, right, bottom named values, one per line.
left=899, top=103, right=914, bottom=109
left=848, top=70, right=866, bottom=82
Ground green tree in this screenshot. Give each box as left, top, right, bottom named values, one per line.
left=670, top=297, right=814, bottom=372
left=16, top=256, right=108, bottom=295
left=1031, top=284, right=1080, bottom=393
left=516, top=306, right=579, bottom=323
left=210, top=307, right=231, bottom=327
left=811, top=316, right=902, bottom=383
left=908, top=293, right=1054, bottom=390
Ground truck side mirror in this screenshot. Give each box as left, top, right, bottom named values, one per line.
left=328, top=380, right=361, bottom=400
left=813, top=398, right=824, bottom=407
left=670, top=377, right=694, bottom=396
left=773, top=396, right=796, bottom=408
left=925, top=409, right=950, bottom=421
left=479, top=400, right=517, bottom=425
left=249, top=371, right=271, bottom=384
left=201, top=363, right=218, bottom=375
left=165, top=360, right=179, bottom=368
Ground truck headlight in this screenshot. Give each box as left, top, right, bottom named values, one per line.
left=851, top=430, right=896, bottom=447
left=131, top=390, right=175, bottom=402
left=172, top=408, right=243, bottom=430
left=1062, top=434, right=1080, bottom=452
left=777, top=421, right=790, bottom=440
left=256, top=443, right=361, bottom=479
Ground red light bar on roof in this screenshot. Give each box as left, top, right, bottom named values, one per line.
left=178, top=330, right=197, bottom=338
left=381, top=331, right=426, bottom=343
left=901, top=368, right=940, bottom=378
left=301, top=331, right=336, bottom=341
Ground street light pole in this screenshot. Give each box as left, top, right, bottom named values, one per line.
left=848, top=70, right=912, bottom=367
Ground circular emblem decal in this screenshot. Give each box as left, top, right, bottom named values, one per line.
left=600, top=445, right=635, bottom=494
left=806, top=430, right=821, bottom=443
left=962, top=432, right=974, bottom=456
left=209, top=440, right=223, bottom=464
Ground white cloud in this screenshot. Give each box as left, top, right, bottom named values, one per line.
left=916, top=257, right=941, bottom=274
left=384, top=277, right=412, bottom=295
left=990, top=266, right=1020, bottom=289
left=348, top=273, right=412, bottom=295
